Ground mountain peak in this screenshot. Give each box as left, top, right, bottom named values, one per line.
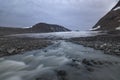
left=92, top=1, right=120, bottom=31
left=29, top=23, right=71, bottom=32
left=113, top=0, right=120, bottom=9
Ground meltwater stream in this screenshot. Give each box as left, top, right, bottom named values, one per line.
left=0, top=40, right=120, bottom=80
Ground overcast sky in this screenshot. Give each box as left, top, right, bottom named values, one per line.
left=0, top=0, right=119, bottom=30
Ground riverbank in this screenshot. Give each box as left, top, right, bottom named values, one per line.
left=1, top=31, right=120, bottom=57
left=0, top=36, right=52, bottom=57
left=70, top=35, right=120, bottom=56
left=0, top=32, right=120, bottom=80
left=1, top=40, right=120, bottom=80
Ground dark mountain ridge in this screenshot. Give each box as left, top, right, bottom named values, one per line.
left=92, top=0, right=120, bottom=31
left=0, top=23, right=70, bottom=36
left=27, top=23, right=70, bottom=33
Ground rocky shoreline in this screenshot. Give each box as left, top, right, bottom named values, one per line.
left=70, top=35, right=120, bottom=56
left=0, top=33, right=120, bottom=80
left=1, top=34, right=120, bottom=57
left=0, top=36, right=52, bottom=57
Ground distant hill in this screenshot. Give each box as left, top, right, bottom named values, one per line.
left=0, top=23, right=70, bottom=36
left=0, top=27, right=25, bottom=36
left=27, top=23, right=70, bottom=33
left=92, top=0, right=120, bottom=32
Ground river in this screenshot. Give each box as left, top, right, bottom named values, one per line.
left=0, top=40, right=120, bottom=80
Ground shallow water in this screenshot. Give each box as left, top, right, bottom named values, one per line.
left=0, top=40, right=120, bottom=80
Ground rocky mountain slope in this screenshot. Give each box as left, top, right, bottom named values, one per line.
left=0, top=23, right=70, bottom=36
left=92, top=1, right=120, bottom=31
left=27, top=23, right=70, bottom=33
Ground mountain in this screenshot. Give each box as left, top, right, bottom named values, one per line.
left=92, top=1, right=120, bottom=31
left=0, top=23, right=70, bottom=36
left=27, top=23, right=70, bottom=33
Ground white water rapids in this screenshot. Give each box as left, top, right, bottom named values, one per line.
left=0, top=40, right=120, bottom=80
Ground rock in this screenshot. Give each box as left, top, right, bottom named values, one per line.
left=82, top=59, right=93, bottom=66
left=103, top=61, right=112, bottom=65
left=94, top=44, right=99, bottom=49
left=114, top=62, right=119, bottom=64
left=72, top=59, right=80, bottom=62
left=56, top=70, right=67, bottom=80
left=0, top=48, right=2, bottom=51
left=91, top=60, right=98, bottom=65
left=86, top=67, right=94, bottom=72
left=114, top=49, right=120, bottom=53
left=7, top=48, right=16, bottom=54
left=115, top=52, right=120, bottom=55
left=64, top=59, right=81, bottom=69
left=100, top=43, right=107, bottom=49
left=97, top=61, right=104, bottom=65
left=57, top=70, right=67, bottom=76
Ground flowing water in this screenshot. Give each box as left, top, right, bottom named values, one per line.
left=0, top=40, right=120, bottom=80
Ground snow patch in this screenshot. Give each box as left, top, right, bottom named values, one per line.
left=113, top=7, right=120, bottom=11
left=90, top=25, right=101, bottom=30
